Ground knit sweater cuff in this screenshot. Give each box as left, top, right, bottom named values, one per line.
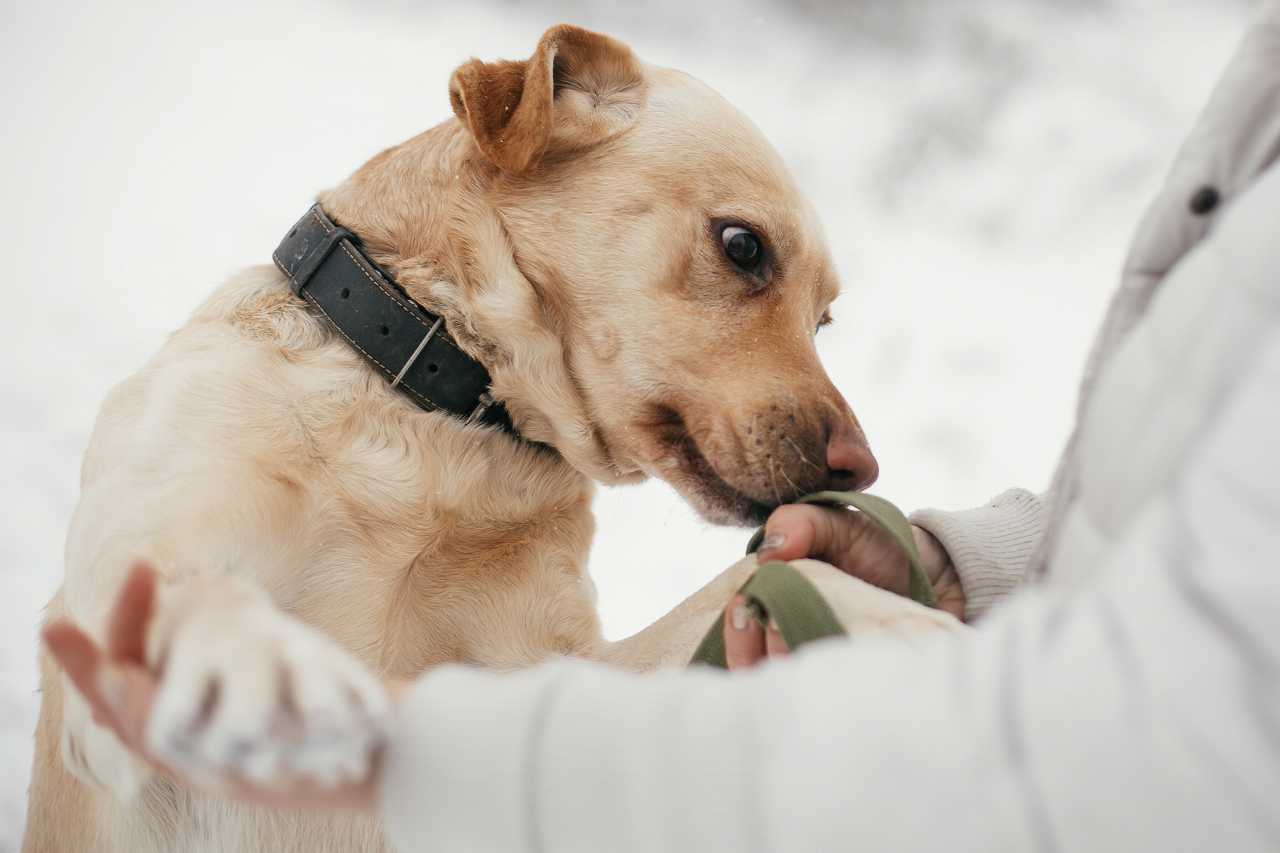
left=910, top=489, right=1045, bottom=621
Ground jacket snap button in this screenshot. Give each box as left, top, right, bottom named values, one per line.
left=1189, top=185, right=1220, bottom=215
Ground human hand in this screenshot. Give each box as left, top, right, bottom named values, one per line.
left=42, top=563, right=405, bottom=811
left=722, top=505, right=964, bottom=669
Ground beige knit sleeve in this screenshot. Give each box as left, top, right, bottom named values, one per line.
left=909, top=489, right=1046, bottom=621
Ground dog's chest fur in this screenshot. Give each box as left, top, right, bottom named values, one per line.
left=108, top=266, right=603, bottom=673
left=243, top=268, right=599, bottom=666
left=54, top=266, right=606, bottom=852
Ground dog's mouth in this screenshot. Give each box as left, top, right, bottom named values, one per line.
left=641, top=405, right=774, bottom=526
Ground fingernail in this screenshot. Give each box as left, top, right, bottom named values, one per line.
left=759, top=533, right=786, bottom=552
left=97, top=667, right=127, bottom=713
left=768, top=617, right=780, bottom=633
left=731, top=604, right=750, bottom=631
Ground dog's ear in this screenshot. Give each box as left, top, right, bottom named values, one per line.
left=449, top=24, right=645, bottom=174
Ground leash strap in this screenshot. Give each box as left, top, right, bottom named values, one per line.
left=688, top=561, right=844, bottom=668
left=689, top=491, right=935, bottom=667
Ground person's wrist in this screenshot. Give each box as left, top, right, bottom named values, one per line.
left=910, top=525, right=965, bottom=620
left=909, top=524, right=947, bottom=578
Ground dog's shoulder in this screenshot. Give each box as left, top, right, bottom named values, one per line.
left=189, top=264, right=331, bottom=352
left=81, top=266, right=359, bottom=486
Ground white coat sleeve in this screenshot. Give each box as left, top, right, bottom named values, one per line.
left=377, top=320, right=1280, bottom=852
left=376, top=21, right=1280, bottom=842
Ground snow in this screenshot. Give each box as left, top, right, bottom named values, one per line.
left=0, top=0, right=1258, bottom=845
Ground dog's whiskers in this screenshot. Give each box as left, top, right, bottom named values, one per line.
left=778, top=462, right=800, bottom=497
left=784, top=435, right=822, bottom=473
left=767, top=459, right=783, bottom=507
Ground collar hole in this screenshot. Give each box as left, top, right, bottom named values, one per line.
left=1189, top=185, right=1220, bottom=216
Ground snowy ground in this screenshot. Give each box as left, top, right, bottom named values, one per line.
left=0, top=0, right=1259, bottom=845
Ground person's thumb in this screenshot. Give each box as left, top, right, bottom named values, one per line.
left=756, top=504, right=844, bottom=564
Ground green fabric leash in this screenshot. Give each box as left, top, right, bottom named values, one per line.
left=689, top=491, right=936, bottom=668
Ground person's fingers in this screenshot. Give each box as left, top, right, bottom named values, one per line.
left=43, top=569, right=163, bottom=752
left=112, top=664, right=160, bottom=749
left=723, top=596, right=766, bottom=670
left=43, top=622, right=115, bottom=729
left=764, top=619, right=789, bottom=658
left=107, top=562, right=158, bottom=664
left=756, top=504, right=841, bottom=563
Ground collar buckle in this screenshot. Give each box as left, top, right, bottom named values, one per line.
left=468, top=391, right=496, bottom=424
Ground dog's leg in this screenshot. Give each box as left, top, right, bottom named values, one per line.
left=24, top=616, right=105, bottom=853
left=590, top=557, right=759, bottom=671
left=53, top=447, right=393, bottom=805
left=595, top=556, right=966, bottom=672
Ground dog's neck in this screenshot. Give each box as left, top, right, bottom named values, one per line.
left=317, top=120, right=641, bottom=487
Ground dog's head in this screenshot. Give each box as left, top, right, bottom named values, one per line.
left=330, top=25, right=875, bottom=526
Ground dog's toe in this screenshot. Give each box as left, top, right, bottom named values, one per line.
left=146, top=602, right=388, bottom=789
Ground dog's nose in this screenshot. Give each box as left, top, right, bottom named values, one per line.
left=825, top=431, right=879, bottom=492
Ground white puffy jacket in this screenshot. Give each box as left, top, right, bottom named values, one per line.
left=380, top=6, right=1280, bottom=851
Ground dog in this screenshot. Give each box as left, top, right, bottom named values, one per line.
left=23, top=24, right=959, bottom=852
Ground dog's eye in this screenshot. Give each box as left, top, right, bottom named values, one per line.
left=721, top=225, right=764, bottom=274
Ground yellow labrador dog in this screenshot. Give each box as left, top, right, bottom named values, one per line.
left=24, top=24, right=959, bottom=853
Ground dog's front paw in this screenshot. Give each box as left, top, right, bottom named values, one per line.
left=146, top=599, right=389, bottom=788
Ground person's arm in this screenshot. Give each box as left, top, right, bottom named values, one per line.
left=910, top=488, right=1046, bottom=620
left=378, top=159, right=1280, bottom=848
left=381, top=331, right=1279, bottom=851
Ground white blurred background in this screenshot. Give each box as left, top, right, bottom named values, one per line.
left=0, top=0, right=1261, bottom=844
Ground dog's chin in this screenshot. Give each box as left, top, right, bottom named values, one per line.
left=634, top=404, right=775, bottom=526
left=664, top=432, right=774, bottom=528
left=676, top=470, right=774, bottom=528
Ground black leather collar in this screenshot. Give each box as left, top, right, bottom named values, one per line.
left=273, top=204, right=518, bottom=437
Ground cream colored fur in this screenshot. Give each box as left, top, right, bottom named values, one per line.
left=23, top=25, right=959, bottom=853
